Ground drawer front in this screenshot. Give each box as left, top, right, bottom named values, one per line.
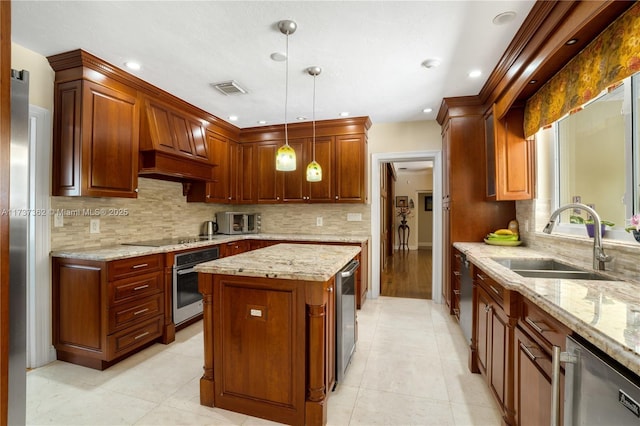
left=110, top=271, right=163, bottom=305
left=109, top=293, right=164, bottom=333
left=521, top=298, right=569, bottom=352
left=108, top=254, right=163, bottom=280
left=107, top=315, right=163, bottom=358
left=474, top=268, right=504, bottom=307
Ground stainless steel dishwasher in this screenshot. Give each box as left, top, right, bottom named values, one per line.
left=459, top=253, right=473, bottom=344
left=336, top=259, right=360, bottom=383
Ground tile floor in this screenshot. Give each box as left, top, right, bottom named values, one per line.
left=26, top=297, right=501, bottom=425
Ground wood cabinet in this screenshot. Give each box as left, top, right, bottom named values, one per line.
left=255, top=141, right=281, bottom=203
left=472, top=265, right=518, bottom=425
left=51, top=78, right=140, bottom=198
left=438, top=104, right=515, bottom=314
left=219, top=240, right=251, bottom=257
left=52, top=254, right=166, bottom=370
left=199, top=271, right=337, bottom=425
left=451, top=248, right=462, bottom=322
left=485, top=105, right=535, bottom=201
left=335, top=134, right=367, bottom=202
left=514, top=297, right=569, bottom=426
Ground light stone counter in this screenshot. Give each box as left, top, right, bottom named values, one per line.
left=50, top=233, right=369, bottom=261
left=194, top=243, right=361, bottom=282
left=454, top=242, right=640, bottom=377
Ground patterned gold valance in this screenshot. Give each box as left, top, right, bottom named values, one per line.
left=524, top=2, right=640, bottom=137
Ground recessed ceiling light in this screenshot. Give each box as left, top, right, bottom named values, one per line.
left=492, top=11, right=516, bottom=25
left=422, top=108, right=433, bottom=113
left=124, top=61, right=141, bottom=71
left=258, top=120, right=267, bottom=125
left=339, top=112, right=350, bottom=117
left=566, top=38, right=578, bottom=45
left=228, top=115, right=238, bottom=122
left=296, top=116, right=306, bottom=121
left=270, top=52, right=287, bottom=62
left=421, top=58, right=441, bottom=69
left=468, top=70, right=482, bottom=78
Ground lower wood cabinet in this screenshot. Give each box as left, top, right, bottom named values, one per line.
left=52, top=253, right=166, bottom=370
left=514, top=297, right=569, bottom=425
left=219, top=240, right=251, bottom=257
left=472, top=265, right=518, bottom=425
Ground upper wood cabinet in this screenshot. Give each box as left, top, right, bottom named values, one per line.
left=335, top=134, right=367, bottom=203
left=255, top=141, right=282, bottom=203
left=485, top=105, right=535, bottom=201
left=52, top=78, right=140, bottom=198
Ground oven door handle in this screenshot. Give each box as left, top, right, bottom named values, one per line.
left=176, top=267, right=197, bottom=275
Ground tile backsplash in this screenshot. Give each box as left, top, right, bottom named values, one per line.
left=50, top=178, right=371, bottom=251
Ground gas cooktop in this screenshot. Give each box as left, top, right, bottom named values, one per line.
left=122, top=236, right=215, bottom=247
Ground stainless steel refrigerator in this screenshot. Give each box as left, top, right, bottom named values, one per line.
left=9, top=69, right=29, bottom=425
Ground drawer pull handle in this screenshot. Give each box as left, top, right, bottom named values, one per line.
left=525, top=317, right=549, bottom=334
left=134, top=308, right=149, bottom=316
left=476, top=274, right=486, bottom=281
left=134, top=284, right=150, bottom=291
left=453, top=289, right=461, bottom=295
left=490, top=285, right=501, bottom=296
left=134, top=331, right=150, bottom=340
left=327, top=287, right=334, bottom=292
left=132, top=263, right=149, bottom=269
left=520, top=342, right=538, bottom=361
left=453, top=271, right=461, bottom=277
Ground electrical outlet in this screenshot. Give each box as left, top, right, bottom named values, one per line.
left=525, top=219, right=530, bottom=232
left=347, top=213, right=362, bottom=222
left=90, top=219, right=100, bottom=234
left=54, top=213, right=63, bottom=227
left=316, top=217, right=323, bottom=226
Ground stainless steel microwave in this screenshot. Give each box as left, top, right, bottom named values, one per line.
left=215, top=212, right=261, bottom=235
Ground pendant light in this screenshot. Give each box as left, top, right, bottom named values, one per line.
left=275, top=19, right=297, bottom=171
left=306, top=66, right=322, bottom=182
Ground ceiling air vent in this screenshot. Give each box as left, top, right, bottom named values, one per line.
left=210, top=80, right=248, bottom=95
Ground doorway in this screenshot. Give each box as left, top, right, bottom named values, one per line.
left=370, top=151, right=442, bottom=304
left=380, top=164, right=434, bottom=299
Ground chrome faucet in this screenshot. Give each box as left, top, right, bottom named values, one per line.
left=542, top=203, right=612, bottom=270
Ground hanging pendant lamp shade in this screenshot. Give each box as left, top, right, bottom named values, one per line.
left=306, top=66, right=322, bottom=182
left=276, top=20, right=297, bottom=171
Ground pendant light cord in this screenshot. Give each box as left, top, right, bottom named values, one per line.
left=312, top=74, right=316, bottom=161
left=284, top=33, right=289, bottom=146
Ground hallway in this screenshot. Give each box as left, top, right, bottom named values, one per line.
left=381, top=248, right=432, bottom=299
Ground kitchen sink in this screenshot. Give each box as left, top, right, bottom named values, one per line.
left=492, top=258, right=582, bottom=271
left=492, top=258, right=616, bottom=281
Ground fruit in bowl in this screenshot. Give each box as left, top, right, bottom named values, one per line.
left=486, top=229, right=519, bottom=242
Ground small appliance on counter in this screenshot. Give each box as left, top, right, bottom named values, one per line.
left=216, top=212, right=261, bottom=235
left=201, top=220, right=218, bottom=237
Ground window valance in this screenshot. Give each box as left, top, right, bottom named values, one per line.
left=524, top=2, right=640, bottom=138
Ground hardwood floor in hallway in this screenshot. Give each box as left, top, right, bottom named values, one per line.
left=381, top=248, right=432, bottom=299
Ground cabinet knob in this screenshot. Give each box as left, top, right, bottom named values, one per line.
left=277, top=196, right=280, bottom=200
left=335, top=196, right=339, bottom=200
left=134, top=188, right=139, bottom=193
left=327, top=287, right=333, bottom=292
left=206, top=194, right=210, bottom=198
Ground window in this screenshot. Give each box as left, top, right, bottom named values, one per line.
left=551, top=73, right=640, bottom=240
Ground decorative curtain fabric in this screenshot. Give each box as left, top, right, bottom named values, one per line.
left=524, top=2, right=640, bottom=137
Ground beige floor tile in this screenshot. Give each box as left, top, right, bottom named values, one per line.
left=26, top=297, right=500, bottom=426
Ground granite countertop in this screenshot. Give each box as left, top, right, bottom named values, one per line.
left=454, top=242, right=640, bottom=377
left=194, top=243, right=361, bottom=282
left=50, top=233, right=369, bottom=261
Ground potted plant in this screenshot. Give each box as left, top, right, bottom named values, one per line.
left=570, top=215, right=615, bottom=238
left=625, top=214, right=640, bottom=243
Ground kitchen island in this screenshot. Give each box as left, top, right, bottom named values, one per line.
left=194, top=243, right=361, bottom=426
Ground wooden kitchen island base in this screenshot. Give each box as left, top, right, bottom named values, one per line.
left=199, top=273, right=334, bottom=425
left=196, top=243, right=361, bottom=426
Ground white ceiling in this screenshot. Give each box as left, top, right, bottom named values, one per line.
left=11, top=1, right=535, bottom=129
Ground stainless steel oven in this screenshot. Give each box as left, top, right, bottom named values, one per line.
left=172, top=247, right=219, bottom=326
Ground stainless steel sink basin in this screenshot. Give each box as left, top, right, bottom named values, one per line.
left=492, top=258, right=616, bottom=281
left=492, top=258, right=581, bottom=271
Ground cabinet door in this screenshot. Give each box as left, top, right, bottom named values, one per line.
left=80, top=80, right=139, bottom=197
left=325, top=279, right=336, bottom=392
left=442, top=204, right=451, bottom=310
left=335, top=134, right=365, bottom=202
left=489, top=304, right=507, bottom=408
left=475, top=285, right=491, bottom=375
left=238, top=143, right=256, bottom=203
left=281, top=138, right=308, bottom=203
left=514, top=327, right=554, bottom=426
left=308, top=136, right=335, bottom=203
left=169, top=112, right=196, bottom=156
left=256, top=141, right=281, bottom=203
left=208, top=132, right=230, bottom=203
